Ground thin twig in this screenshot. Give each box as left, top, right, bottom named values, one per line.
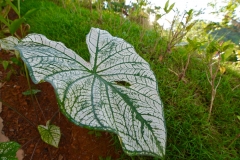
left=48, top=146, right=53, bottom=160
left=168, top=68, right=179, bottom=76
left=21, top=135, right=39, bottom=148
left=0, top=82, right=6, bottom=88
left=208, top=87, right=216, bottom=121
left=205, top=70, right=211, bottom=84
left=24, top=64, right=39, bottom=124
left=34, top=94, right=46, bottom=122
left=215, top=76, right=222, bottom=90
left=61, top=0, right=66, bottom=8
left=49, top=110, right=60, bottom=124
left=209, top=63, right=213, bottom=80
left=30, top=138, right=40, bottom=160
left=168, top=54, right=191, bottom=83
left=213, top=60, right=220, bottom=81
left=179, top=53, right=191, bottom=83
left=232, top=84, right=240, bottom=91
left=0, top=99, right=36, bottom=127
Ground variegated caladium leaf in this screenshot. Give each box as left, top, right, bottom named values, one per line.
left=0, top=36, right=19, bottom=50
left=12, top=28, right=166, bottom=158
left=38, top=120, right=61, bottom=148
left=0, top=141, right=20, bottom=160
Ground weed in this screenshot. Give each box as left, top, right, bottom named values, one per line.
left=0, top=50, right=23, bottom=80
left=87, top=129, right=102, bottom=138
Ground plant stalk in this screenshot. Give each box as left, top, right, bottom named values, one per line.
left=24, top=64, right=39, bottom=124
left=0, top=99, right=36, bottom=127
left=207, top=59, right=221, bottom=121
left=30, top=138, right=40, bottom=160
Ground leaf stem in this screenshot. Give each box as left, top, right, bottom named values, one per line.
left=0, top=99, right=36, bottom=127
left=30, top=138, right=40, bottom=160
left=24, top=64, right=39, bottom=124
left=21, top=135, right=39, bottom=148
left=49, top=110, right=60, bottom=124
left=34, top=94, right=46, bottom=122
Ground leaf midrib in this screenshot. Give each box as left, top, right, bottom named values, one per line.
left=94, top=74, right=163, bottom=151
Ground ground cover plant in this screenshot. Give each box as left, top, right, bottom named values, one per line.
left=0, top=0, right=240, bottom=159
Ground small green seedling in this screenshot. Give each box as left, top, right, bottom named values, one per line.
left=22, top=89, right=41, bottom=96
left=37, top=120, right=61, bottom=148
left=88, top=129, right=102, bottom=138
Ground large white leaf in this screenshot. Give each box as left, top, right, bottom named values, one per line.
left=14, top=28, right=166, bottom=158
left=0, top=36, right=19, bottom=50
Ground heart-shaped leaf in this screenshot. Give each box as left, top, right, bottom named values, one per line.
left=38, top=120, right=61, bottom=148
left=12, top=28, right=166, bottom=157
left=0, top=141, right=20, bottom=160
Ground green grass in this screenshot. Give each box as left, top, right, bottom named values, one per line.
left=19, top=0, right=240, bottom=159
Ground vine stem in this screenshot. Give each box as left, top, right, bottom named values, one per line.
left=30, top=138, right=40, bottom=160
left=34, top=94, right=46, bottom=122
left=49, top=110, right=60, bottom=124
left=0, top=99, right=36, bottom=127
left=168, top=53, right=192, bottom=83
left=21, top=135, right=39, bottom=148
left=232, top=84, right=240, bottom=91
left=24, top=64, right=39, bottom=124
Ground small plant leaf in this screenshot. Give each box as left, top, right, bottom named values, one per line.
left=9, top=18, right=25, bottom=35
left=186, top=22, right=195, bottom=31
left=155, top=14, right=162, bottom=21
left=22, top=8, right=38, bottom=18
left=6, top=0, right=20, bottom=16
left=5, top=70, right=13, bottom=81
left=10, top=57, right=21, bottom=66
left=0, top=141, right=20, bottom=160
left=237, top=116, right=240, bottom=121
left=0, top=36, right=19, bottom=50
left=2, top=61, right=9, bottom=70
left=22, top=89, right=41, bottom=96
left=167, top=3, right=175, bottom=13
left=38, top=120, right=61, bottom=148
left=164, top=0, right=169, bottom=13
left=10, top=28, right=166, bottom=158
left=0, top=15, right=10, bottom=27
